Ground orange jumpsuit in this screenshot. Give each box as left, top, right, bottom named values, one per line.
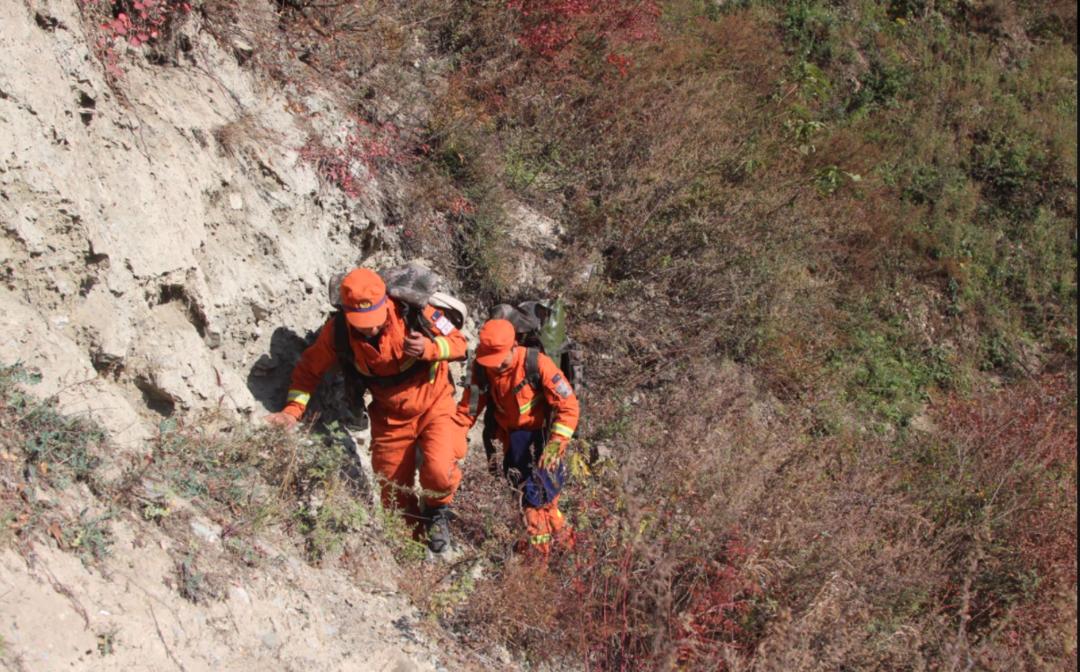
left=283, top=300, right=468, bottom=521
left=457, top=347, right=580, bottom=554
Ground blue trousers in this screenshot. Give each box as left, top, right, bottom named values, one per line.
left=504, top=429, right=566, bottom=508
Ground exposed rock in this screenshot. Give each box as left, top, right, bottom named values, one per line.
left=0, top=2, right=480, bottom=669
left=189, top=517, right=222, bottom=546
left=503, top=201, right=562, bottom=294
left=0, top=0, right=406, bottom=439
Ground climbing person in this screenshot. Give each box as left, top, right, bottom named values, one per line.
left=266, top=267, right=468, bottom=554
left=456, top=318, right=580, bottom=558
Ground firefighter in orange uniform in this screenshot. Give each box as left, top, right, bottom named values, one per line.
left=456, top=319, right=580, bottom=556
left=266, top=268, right=467, bottom=553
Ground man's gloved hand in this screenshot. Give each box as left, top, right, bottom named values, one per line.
left=265, top=411, right=299, bottom=429
left=538, top=439, right=563, bottom=471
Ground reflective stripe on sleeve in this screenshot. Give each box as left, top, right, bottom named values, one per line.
left=434, top=336, right=452, bottom=360
left=551, top=422, right=574, bottom=439
left=287, top=390, right=311, bottom=406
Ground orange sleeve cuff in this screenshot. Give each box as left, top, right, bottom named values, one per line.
left=422, top=338, right=438, bottom=361
left=282, top=402, right=305, bottom=420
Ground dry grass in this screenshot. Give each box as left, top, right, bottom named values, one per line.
left=211, top=112, right=283, bottom=159
left=394, top=1, right=1077, bottom=668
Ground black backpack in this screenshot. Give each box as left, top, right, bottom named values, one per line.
left=492, top=298, right=583, bottom=387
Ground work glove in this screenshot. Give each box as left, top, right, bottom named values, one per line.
left=538, top=439, right=564, bottom=471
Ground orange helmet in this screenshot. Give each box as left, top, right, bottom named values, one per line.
left=340, top=268, right=389, bottom=329
left=475, top=319, right=516, bottom=367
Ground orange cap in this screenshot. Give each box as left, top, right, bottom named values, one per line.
left=475, top=319, right=517, bottom=367
left=340, top=268, right=389, bottom=329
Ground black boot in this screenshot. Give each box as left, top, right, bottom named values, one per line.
left=426, top=505, right=453, bottom=554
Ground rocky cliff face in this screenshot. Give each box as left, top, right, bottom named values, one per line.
left=0, top=2, right=489, bottom=669
left=1, top=0, right=401, bottom=448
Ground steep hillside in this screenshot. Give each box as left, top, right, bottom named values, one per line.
left=1, top=0, right=1076, bottom=670
left=393, top=1, right=1076, bottom=668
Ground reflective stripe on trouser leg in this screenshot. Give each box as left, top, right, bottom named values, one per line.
left=524, top=498, right=566, bottom=554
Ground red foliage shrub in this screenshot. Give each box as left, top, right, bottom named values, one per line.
left=299, top=120, right=402, bottom=198
left=673, top=536, right=764, bottom=661
left=468, top=452, right=770, bottom=672
left=80, top=0, right=192, bottom=78
left=555, top=514, right=764, bottom=670
left=931, top=373, right=1077, bottom=651
left=507, top=0, right=660, bottom=70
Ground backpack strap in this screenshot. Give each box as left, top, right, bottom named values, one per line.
left=467, top=357, right=488, bottom=417
left=398, top=300, right=436, bottom=339
left=466, top=358, right=499, bottom=471
left=333, top=311, right=358, bottom=378
left=511, top=347, right=542, bottom=395
left=526, top=347, right=541, bottom=390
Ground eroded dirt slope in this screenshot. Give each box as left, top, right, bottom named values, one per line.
left=0, top=1, right=488, bottom=669
left=0, top=0, right=396, bottom=446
